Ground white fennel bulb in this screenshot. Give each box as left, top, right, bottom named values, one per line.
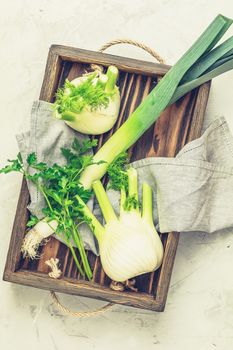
left=100, top=213, right=163, bottom=282
left=77, top=168, right=164, bottom=282
left=54, top=66, right=120, bottom=135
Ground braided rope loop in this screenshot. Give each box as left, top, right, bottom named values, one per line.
left=50, top=291, right=114, bottom=317
left=99, top=38, right=165, bottom=63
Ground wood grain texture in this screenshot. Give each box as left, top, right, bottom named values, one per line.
left=51, top=45, right=171, bottom=76
left=3, top=45, right=211, bottom=312
left=4, top=178, right=30, bottom=273
left=39, top=50, right=62, bottom=102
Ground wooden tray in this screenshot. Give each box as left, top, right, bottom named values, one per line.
left=3, top=45, right=211, bottom=312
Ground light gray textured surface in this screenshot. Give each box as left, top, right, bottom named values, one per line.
left=0, top=1, right=233, bottom=349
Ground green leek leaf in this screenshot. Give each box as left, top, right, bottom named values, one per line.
left=170, top=58, right=233, bottom=105
left=182, top=35, right=233, bottom=82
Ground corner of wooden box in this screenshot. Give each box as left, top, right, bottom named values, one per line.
left=2, top=268, right=14, bottom=283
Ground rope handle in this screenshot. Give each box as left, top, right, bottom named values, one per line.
left=47, top=40, right=165, bottom=318
left=50, top=291, right=115, bottom=317
left=100, top=39, right=165, bottom=63
left=46, top=259, right=138, bottom=317
left=46, top=258, right=115, bottom=317
left=90, top=38, right=165, bottom=72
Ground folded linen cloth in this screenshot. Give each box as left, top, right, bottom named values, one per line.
left=131, top=117, right=233, bottom=233
left=17, top=100, right=233, bottom=257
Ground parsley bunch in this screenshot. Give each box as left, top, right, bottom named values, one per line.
left=0, top=138, right=103, bottom=279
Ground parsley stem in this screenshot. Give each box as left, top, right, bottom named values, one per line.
left=67, top=241, right=85, bottom=276
left=47, top=218, right=85, bottom=276
left=70, top=167, right=84, bottom=183
left=64, top=204, right=92, bottom=279
left=71, top=225, right=92, bottom=280
left=37, top=183, right=54, bottom=213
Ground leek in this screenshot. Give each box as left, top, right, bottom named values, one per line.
left=80, top=14, right=233, bottom=189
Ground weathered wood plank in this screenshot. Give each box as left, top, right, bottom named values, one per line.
left=51, top=45, right=171, bottom=76
left=3, top=178, right=29, bottom=273
left=3, top=270, right=161, bottom=311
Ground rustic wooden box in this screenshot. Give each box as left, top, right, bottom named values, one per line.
left=3, top=45, right=211, bottom=312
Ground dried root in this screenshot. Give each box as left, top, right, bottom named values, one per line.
left=45, top=258, right=62, bottom=279
left=21, top=219, right=58, bottom=259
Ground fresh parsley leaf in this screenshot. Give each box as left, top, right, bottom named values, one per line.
left=107, top=152, right=129, bottom=191
left=31, top=162, right=47, bottom=171
left=72, top=138, right=98, bottom=154
left=17, top=152, right=23, bottom=163
left=61, top=147, right=74, bottom=162
left=0, top=154, right=23, bottom=174
left=27, top=152, right=37, bottom=166
left=80, top=155, right=93, bottom=168
left=46, top=190, right=62, bottom=204
left=26, top=215, right=40, bottom=227
left=60, top=177, right=68, bottom=189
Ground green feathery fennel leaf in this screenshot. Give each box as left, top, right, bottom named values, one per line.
left=54, top=73, right=115, bottom=115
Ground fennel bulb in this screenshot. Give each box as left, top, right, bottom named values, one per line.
left=77, top=168, right=164, bottom=282
left=54, top=66, right=120, bottom=135
left=100, top=211, right=163, bottom=282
